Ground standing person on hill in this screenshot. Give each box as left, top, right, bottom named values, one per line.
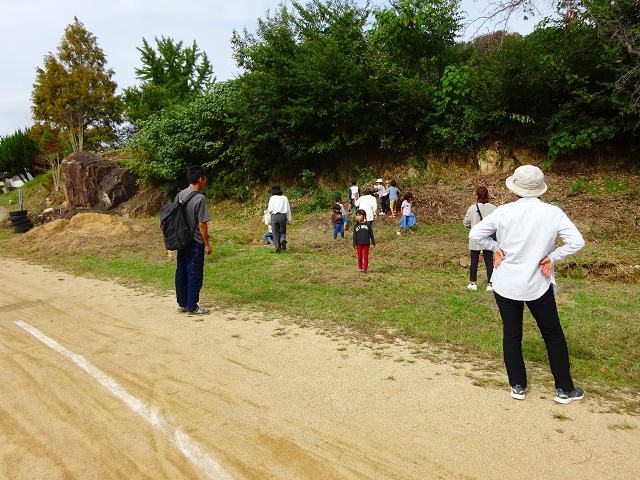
left=374, top=178, right=389, bottom=215
left=463, top=186, right=497, bottom=291
left=348, top=180, right=361, bottom=212
left=470, top=165, right=586, bottom=404
left=353, top=209, right=375, bottom=273
left=267, top=184, right=292, bottom=253
left=331, top=205, right=345, bottom=240
left=397, top=192, right=416, bottom=235
left=175, top=165, right=212, bottom=317
left=387, top=180, right=401, bottom=217
left=354, top=188, right=377, bottom=222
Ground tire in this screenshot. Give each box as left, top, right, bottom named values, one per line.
left=14, top=225, right=33, bottom=233
left=9, top=210, right=28, bottom=218
left=11, top=218, right=32, bottom=226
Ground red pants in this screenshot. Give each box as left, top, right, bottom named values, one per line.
left=356, top=244, right=370, bottom=271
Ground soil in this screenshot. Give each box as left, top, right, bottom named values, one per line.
left=1, top=258, right=640, bottom=480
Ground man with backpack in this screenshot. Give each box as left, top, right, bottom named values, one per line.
left=173, top=165, right=212, bottom=316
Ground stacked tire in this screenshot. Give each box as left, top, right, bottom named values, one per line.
left=9, top=210, right=34, bottom=233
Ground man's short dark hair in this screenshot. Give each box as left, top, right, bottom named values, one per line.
left=187, top=165, right=207, bottom=185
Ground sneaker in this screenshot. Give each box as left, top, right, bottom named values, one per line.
left=486, top=285, right=494, bottom=292
left=396, top=230, right=401, bottom=236
left=187, top=306, right=210, bottom=316
left=361, top=269, right=367, bottom=274
left=177, top=306, right=187, bottom=313
left=511, top=384, right=528, bottom=400
left=281, top=239, right=287, bottom=251
left=467, top=284, right=478, bottom=291
left=379, top=212, right=385, bottom=216
left=554, top=387, right=584, bottom=404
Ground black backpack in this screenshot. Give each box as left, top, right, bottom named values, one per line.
left=159, top=191, right=202, bottom=250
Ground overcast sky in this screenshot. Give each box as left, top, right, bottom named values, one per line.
left=0, top=0, right=551, bottom=137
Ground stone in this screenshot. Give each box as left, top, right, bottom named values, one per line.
left=61, top=151, right=137, bottom=210
left=512, top=148, right=538, bottom=165
left=478, top=149, right=500, bottom=174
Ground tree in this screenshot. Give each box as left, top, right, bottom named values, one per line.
left=0, top=129, right=38, bottom=181
left=231, top=0, right=374, bottom=172
left=31, top=17, right=122, bottom=152
left=122, top=37, right=214, bottom=125
left=475, top=0, right=640, bottom=117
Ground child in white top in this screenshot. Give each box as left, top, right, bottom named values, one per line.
left=262, top=210, right=273, bottom=246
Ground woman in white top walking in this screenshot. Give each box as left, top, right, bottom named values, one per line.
left=267, top=184, right=292, bottom=253
left=463, top=186, right=497, bottom=291
left=470, top=165, right=585, bottom=405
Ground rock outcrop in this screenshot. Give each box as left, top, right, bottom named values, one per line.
left=61, top=151, right=137, bottom=210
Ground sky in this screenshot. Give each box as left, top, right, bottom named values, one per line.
left=0, top=0, right=554, bottom=137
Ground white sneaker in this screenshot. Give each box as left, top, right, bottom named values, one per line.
left=486, top=285, right=494, bottom=292
left=467, top=284, right=478, bottom=291
left=187, top=306, right=210, bottom=316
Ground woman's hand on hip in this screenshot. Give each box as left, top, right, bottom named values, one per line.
left=539, top=256, right=554, bottom=278
left=493, top=248, right=505, bottom=268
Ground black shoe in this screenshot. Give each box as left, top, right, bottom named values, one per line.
left=281, top=240, right=287, bottom=251
left=275, top=248, right=282, bottom=254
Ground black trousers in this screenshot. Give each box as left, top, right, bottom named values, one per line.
left=380, top=194, right=390, bottom=214
left=271, top=213, right=287, bottom=252
left=494, top=286, right=574, bottom=393
left=470, top=249, right=493, bottom=282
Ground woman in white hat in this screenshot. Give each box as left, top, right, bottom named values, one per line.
left=469, top=165, right=586, bottom=404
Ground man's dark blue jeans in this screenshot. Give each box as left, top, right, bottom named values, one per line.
left=176, top=241, right=205, bottom=312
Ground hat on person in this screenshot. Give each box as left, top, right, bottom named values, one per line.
left=268, top=184, right=283, bottom=195
left=505, top=165, right=548, bottom=198
left=376, top=178, right=383, bottom=183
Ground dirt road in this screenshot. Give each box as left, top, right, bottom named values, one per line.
left=1, top=258, right=638, bottom=479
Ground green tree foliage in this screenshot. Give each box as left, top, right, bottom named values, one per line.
left=231, top=0, right=374, bottom=173
left=0, top=129, right=38, bottom=180
left=369, top=0, right=465, bottom=151
left=129, top=0, right=640, bottom=197
left=123, top=37, right=214, bottom=125
left=127, top=81, right=242, bottom=197
left=470, top=18, right=637, bottom=156
left=31, top=18, right=122, bottom=152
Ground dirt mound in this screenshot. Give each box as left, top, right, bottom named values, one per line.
left=17, top=213, right=159, bottom=258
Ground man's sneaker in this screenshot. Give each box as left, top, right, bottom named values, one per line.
left=554, top=386, right=585, bottom=404
left=281, top=240, right=287, bottom=251
left=177, top=306, right=187, bottom=313
left=511, top=384, right=528, bottom=400
left=486, top=285, right=494, bottom=292
left=467, top=284, right=478, bottom=291
left=187, top=306, right=210, bottom=316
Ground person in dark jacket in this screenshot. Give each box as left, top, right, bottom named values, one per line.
left=352, top=209, right=375, bottom=273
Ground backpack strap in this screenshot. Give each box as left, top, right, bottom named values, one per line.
left=180, top=191, right=204, bottom=233
left=476, top=203, right=483, bottom=221
left=181, top=190, right=202, bottom=206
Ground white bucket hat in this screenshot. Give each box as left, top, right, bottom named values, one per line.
left=505, top=165, right=547, bottom=197
left=376, top=178, right=383, bottom=183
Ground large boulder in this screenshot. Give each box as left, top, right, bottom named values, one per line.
left=61, top=151, right=137, bottom=210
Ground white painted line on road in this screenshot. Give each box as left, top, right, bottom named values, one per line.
left=14, top=320, right=232, bottom=480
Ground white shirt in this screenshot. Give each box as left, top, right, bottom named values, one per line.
left=469, top=197, right=584, bottom=301
left=354, top=194, right=377, bottom=221
left=267, top=195, right=292, bottom=222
